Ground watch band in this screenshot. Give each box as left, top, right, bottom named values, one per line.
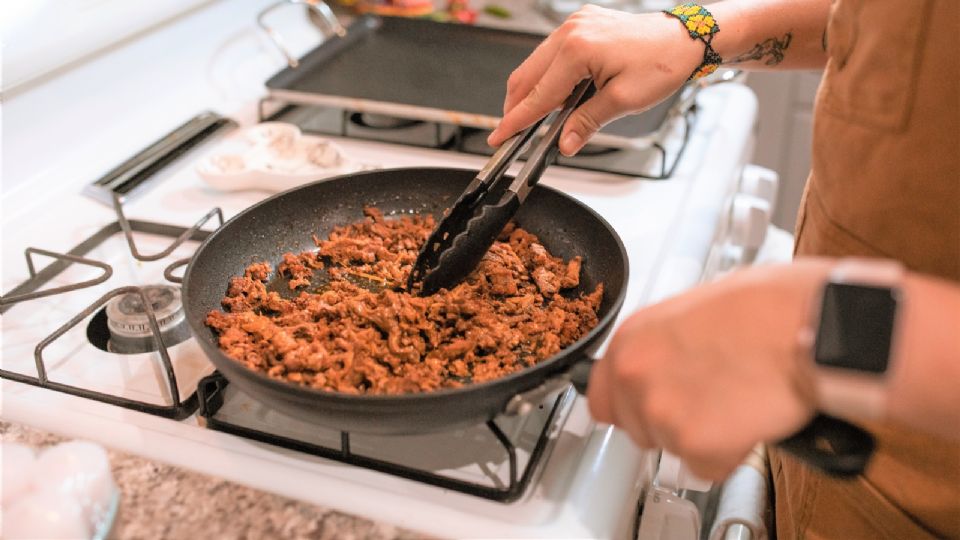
left=830, top=258, right=904, bottom=287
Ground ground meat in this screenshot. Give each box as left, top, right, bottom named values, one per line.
left=278, top=252, right=323, bottom=290
left=205, top=206, right=603, bottom=395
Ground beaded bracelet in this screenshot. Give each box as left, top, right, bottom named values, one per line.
left=663, top=3, right=723, bottom=80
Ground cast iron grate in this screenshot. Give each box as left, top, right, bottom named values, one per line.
left=197, top=371, right=568, bottom=502
left=0, top=195, right=221, bottom=419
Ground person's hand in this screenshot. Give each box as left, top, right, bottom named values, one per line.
left=588, top=260, right=833, bottom=480
left=487, top=5, right=702, bottom=156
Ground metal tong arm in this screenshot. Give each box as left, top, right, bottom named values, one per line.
left=475, top=119, right=544, bottom=192
left=406, top=117, right=545, bottom=290
left=507, top=79, right=594, bottom=203
left=407, top=79, right=593, bottom=293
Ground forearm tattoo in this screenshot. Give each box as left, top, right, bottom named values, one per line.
left=729, top=33, right=793, bottom=66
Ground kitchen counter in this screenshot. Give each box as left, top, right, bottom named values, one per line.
left=1, top=422, right=424, bottom=540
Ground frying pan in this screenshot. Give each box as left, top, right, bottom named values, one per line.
left=183, top=166, right=874, bottom=476
left=182, top=167, right=628, bottom=435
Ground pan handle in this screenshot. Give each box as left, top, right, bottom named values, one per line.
left=503, top=356, right=595, bottom=416
left=545, top=356, right=875, bottom=477
left=569, top=356, right=593, bottom=395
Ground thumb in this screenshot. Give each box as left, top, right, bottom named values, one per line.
left=559, top=85, right=628, bottom=157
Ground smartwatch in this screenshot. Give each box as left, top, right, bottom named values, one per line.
left=805, top=259, right=904, bottom=420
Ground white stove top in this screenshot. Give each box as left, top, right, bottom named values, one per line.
left=1, top=1, right=758, bottom=537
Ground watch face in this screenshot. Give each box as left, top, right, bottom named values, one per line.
left=814, top=283, right=897, bottom=374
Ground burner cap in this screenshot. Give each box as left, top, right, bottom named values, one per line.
left=106, top=285, right=191, bottom=354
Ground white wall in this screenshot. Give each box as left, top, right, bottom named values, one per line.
left=745, top=71, right=823, bottom=231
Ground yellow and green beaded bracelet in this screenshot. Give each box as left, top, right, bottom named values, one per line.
left=664, top=3, right=723, bottom=80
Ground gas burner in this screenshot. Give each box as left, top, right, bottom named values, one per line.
left=349, top=112, right=424, bottom=130
left=1, top=205, right=219, bottom=419
left=105, top=285, right=191, bottom=354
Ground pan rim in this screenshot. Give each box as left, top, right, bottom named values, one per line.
left=182, top=166, right=628, bottom=404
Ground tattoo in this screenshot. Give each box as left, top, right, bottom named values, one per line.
left=729, top=33, right=793, bottom=66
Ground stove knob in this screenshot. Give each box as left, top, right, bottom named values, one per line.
left=738, top=164, right=779, bottom=210
left=723, top=194, right=772, bottom=268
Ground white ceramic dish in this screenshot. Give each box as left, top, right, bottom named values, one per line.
left=197, top=122, right=376, bottom=193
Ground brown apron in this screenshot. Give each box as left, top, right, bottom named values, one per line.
left=768, top=0, right=960, bottom=538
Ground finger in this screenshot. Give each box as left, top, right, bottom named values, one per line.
left=488, top=57, right=587, bottom=148
left=676, top=449, right=748, bottom=482
left=587, top=317, right=638, bottom=423
left=587, top=372, right=613, bottom=431
left=502, top=31, right=566, bottom=116
left=590, top=342, right=658, bottom=449
left=612, top=388, right=658, bottom=448
left=558, top=81, right=630, bottom=156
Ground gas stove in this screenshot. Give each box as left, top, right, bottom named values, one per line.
left=1, top=1, right=767, bottom=538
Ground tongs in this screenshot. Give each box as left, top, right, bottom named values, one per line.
left=408, top=79, right=594, bottom=295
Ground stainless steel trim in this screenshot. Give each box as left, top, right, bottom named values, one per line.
left=263, top=87, right=675, bottom=150
left=82, top=111, right=235, bottom=206
left=723, top=523, right=753, bottom=540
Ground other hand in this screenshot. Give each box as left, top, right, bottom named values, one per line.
left=588, top=260, right=831, bottom=480
left=487, top=5, right=702, bottom=156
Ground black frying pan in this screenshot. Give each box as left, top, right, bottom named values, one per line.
left=182, top=167, right=628, bottom=435
left=182, top=166, right=874, bottom=477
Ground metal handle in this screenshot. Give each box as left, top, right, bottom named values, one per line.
left=503, top=355, right=593, bottom=416
left=83, top=111, right=235, bottom=206
left=258, top=0, right=346, bottom=69
left=509, top=79, right=594, bottom=201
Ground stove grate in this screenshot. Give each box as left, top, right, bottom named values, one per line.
left=0, top=197, right=221, bottom=419
left=197, top=372, right=566, bottom=502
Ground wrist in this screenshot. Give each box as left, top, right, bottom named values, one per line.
left=662, top=3, right=724, bottom=79
left=659, top=13, right=713, bottom=79
left=702, top=1, right=749, bottom=62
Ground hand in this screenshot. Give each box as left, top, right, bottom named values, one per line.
left=588, top=261, right=832, bottom=480
left=487, top=5, right=702, bottom=156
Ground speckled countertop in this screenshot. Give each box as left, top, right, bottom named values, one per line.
left=1, top=422, right=425, bottom=540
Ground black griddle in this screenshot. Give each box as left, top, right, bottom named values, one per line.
left=265, top=15, right=678, bottom=140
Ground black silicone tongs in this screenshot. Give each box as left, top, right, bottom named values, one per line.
left=408, top=79, right=594, bottom=295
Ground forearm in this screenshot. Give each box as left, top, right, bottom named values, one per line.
left=884, top=272, right=960, bottom=439
left=707, top=0, right=831, bottom=70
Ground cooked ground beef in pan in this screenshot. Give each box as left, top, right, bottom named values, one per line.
left=205, top=207, right=603, bottom=394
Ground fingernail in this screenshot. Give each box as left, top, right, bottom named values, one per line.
left=487, top=130, right=500, bottom=146
left=560, top=132, right=582, bottom=156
